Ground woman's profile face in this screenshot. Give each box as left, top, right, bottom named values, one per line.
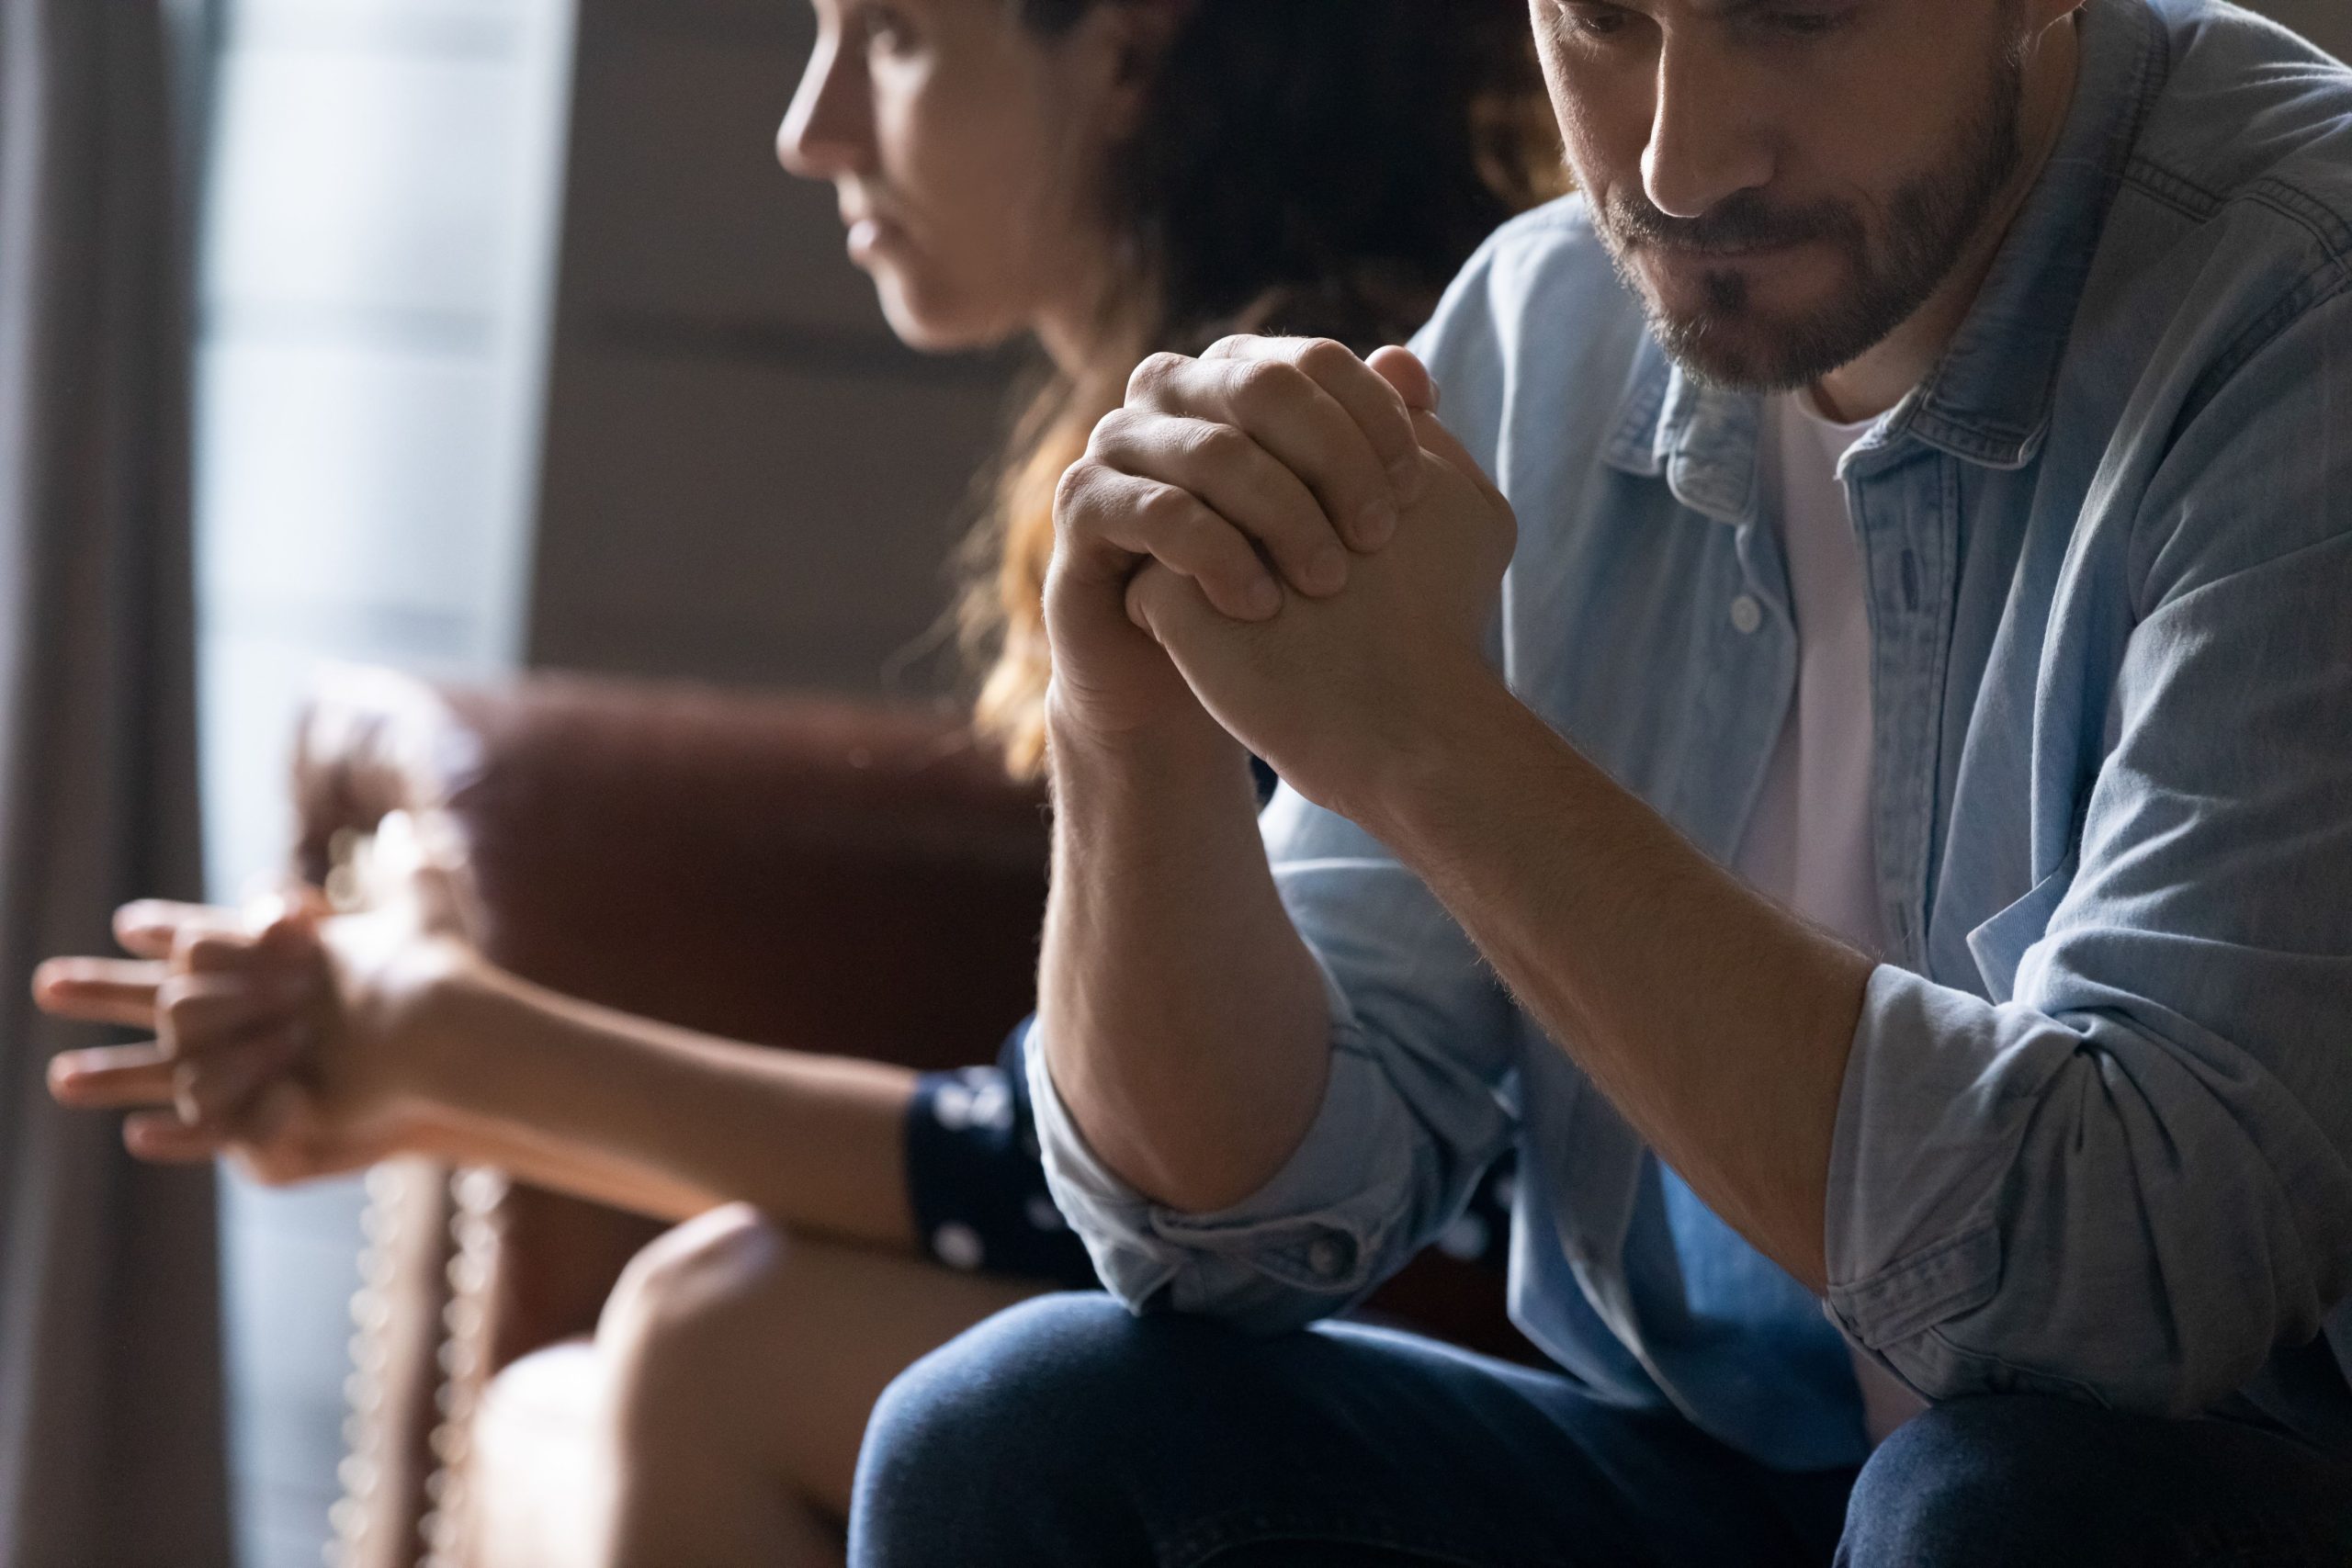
left=779, top=0, right=1137, bottom=356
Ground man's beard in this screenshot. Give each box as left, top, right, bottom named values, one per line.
left=1593, top=50, right=2026, bottom=393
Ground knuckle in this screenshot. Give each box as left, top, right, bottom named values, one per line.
left=1186, top=420, right=1250, bottom=467
left=1136, top=484, right=1204, bottom=540
left=155, top=975, right=197, bottom=1021
left=1125, top=351, right=1189, bottom=401
left=1055, top=456, right=1105, bottom=513
left=1229, top=357, right=1309, bottom=412
left=1202, top=333, right=1261, bottom=362
left=1088, top=406, right=1142, bottom=451
left=1292, top=336, right=1354, bottom=381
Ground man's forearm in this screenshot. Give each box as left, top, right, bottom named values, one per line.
left=1038, top=714, right=1333, bottom=1213
left=1363, top=678, right=1873, bottom=1290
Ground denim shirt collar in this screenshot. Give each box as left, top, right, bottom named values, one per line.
left=1602, top=0, right=2169, bottom=517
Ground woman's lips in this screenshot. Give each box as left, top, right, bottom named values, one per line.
left=845, top=215, right=900, bottom=266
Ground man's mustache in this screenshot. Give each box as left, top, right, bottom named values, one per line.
left=1600, top=187, right=1863, bottom=256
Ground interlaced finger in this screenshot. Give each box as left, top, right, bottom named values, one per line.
left=1200, top=335, right=1427, bottom=511
left=1090, top=411, right=1349, bottom=602
left=1129, top=348, right=1404, bottom=560
left=174, top=1022, right=308, bottom=1131
left=155, top=972, right=309, bottom=1062
left=114, top=899, right=238, bottom=961
left=48, top=1043, right=176, bottom=1109
left=32, top=957, right=165, bottom=1028
left=1064, top=464, right=1284, bottom=622
left=123, top=1111, right=224, bottom=1165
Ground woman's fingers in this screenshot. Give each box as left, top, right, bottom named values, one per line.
left=32, top=957, right=165, bottom=1028
left=113, top=899, right=234, bottom=960
left=48, top=1043, right=176, bottom=1108
left=123, top=1110, right=224, bottom=1165
left=155, top=970, right=311, bottom=1066
left=168, top=1017, right=310, bottom=1129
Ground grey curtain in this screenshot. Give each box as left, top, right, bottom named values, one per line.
left=0, top=0, right=228, bottom=1563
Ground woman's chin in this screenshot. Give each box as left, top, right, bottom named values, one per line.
left=875, top=278, right=1019, bottom=356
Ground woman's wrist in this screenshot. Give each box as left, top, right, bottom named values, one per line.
left=357, top=932, right=497, bottom=1118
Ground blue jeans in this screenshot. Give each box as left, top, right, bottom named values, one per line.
left=850, top=1294, right=2352, bottom=1567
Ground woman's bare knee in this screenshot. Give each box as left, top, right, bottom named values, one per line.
left=599, top=1202, right=797, bottom=1410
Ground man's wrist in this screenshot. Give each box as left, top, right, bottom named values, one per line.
left=1045, top=687, right=1247, bottom=802
left=1352, top=660, right=1537, bottom=846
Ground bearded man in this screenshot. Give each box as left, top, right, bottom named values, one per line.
left=853, top=1, right=2352, bottom=1562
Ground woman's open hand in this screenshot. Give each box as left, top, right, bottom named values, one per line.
left=32, top=814, right=480, bottom=1184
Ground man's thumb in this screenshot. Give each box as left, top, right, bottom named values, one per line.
left=1368, top=345, right=1440, bottom=414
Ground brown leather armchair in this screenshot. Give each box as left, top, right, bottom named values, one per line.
left=295, top=666, right=1528, bottom=1568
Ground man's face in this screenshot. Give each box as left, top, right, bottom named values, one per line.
left=1533, top=0, right=2029, bottom=391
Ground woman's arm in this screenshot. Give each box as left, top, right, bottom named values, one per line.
left=38, top=903, right=922, bottom=1249
left=408, top=959, right=920, bottom=1247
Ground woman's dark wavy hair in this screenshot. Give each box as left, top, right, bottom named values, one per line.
left=967, top=0, right=1562, bottom=774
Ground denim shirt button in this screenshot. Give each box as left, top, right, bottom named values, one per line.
left=1729, top=595, right=1764, bottom=636
left=1306, top=1235, right=1353, bottom=1280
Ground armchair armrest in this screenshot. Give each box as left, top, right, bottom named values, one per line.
left=296, top=666, right=1051, bottom=1070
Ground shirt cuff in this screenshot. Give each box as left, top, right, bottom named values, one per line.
left=1023, top=961, right=1425, bottom=1329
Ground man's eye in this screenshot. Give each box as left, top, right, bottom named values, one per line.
left=1757, top=8, right=1852, bottom=38
left=1555, top=3, right=1634, bottom=39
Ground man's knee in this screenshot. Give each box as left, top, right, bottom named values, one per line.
left=598, top=1202, right=789, bottom=1406
left=862, top=1292, right=1163, bottom=1489
left=854, top=1292, right=1202, bottom=1565
left=1841, top=1397, right=2132, bottom=1567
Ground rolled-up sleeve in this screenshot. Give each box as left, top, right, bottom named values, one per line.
left=1826, top=299, right=2352, bottom=1414
left=1031, top=787, right=1521, bottom=1334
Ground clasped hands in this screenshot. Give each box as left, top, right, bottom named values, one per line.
left=31, top=813, right=470, bottom=1179
left=1045, top=335, right=1517, bottom=818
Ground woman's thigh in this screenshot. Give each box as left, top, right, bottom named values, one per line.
left=600, top=1208, right=1046, bottom=1518
left=854, top=1293, right=1852, bottom=1568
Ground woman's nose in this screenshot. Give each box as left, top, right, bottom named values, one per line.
left=777, top=33, right=870, bottom=180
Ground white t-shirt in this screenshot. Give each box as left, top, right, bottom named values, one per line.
left=1736, top=390, right=1886, bottom=960
left=1733, top=389, right=1927, bottom=1445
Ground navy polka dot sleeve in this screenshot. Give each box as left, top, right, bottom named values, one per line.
left=904, top=1026, right=1518, bottom=1287
left=906, top=1027, right=1099, bottom=1286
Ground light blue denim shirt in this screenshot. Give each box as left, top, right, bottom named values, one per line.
left=1029, top=0, right=2352, bottom=1470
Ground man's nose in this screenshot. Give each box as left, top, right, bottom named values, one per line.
left=776, top=33, right=869, bottom=181
left=1640, top=37, right=1773, bottom=220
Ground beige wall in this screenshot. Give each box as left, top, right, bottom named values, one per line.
left=526, top=0, right=1015, bottom=696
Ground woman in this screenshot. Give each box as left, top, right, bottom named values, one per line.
left=36, top=2, right=1559, bottom=1562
